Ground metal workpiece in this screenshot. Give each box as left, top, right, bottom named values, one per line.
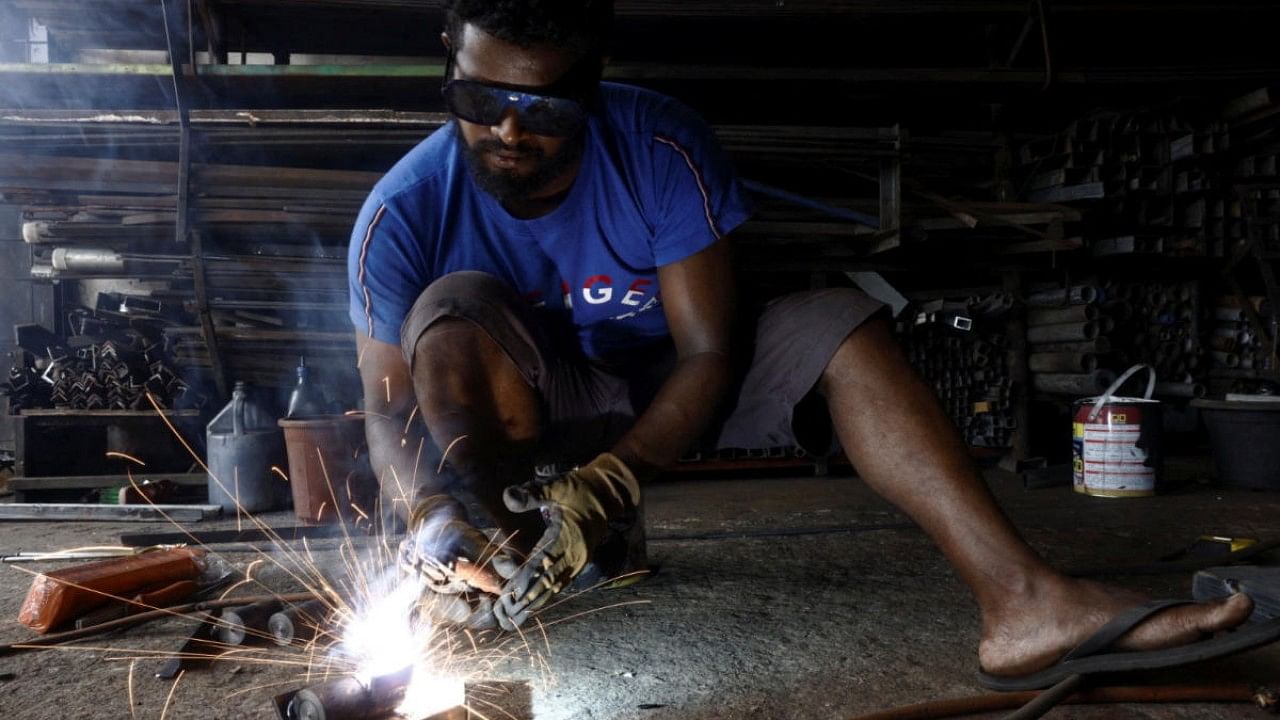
left=268, top=599, right=331, bottom=646
left=217, top=599, right=283, bottom=646
left=280, top=667, right=416, bottom=720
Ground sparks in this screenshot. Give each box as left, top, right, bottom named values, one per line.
left=105, top=450, right=146, bottom=466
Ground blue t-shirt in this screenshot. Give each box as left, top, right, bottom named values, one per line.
left=348, top=82, right=753, bottom=364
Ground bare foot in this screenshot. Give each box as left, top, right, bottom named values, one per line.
left=978, top=577, right=1254, bottom=678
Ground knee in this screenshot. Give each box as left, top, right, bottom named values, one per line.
left=400, top=271, right=520, bottom=366
left=817, top=314, right=897, bottom=394
left=413, top=318, right=501, bottom=378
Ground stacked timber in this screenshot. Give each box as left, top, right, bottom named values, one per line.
left=898, top=292, right=1015, bottom=449
left=1026, top=280, right=1205, bottom=399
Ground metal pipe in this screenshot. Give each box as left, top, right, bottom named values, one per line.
left=1026, top=285, right=1098, bottom=308
left=1215, top=307, right=1247, bottom=322
left=1211, top=350, right=1242, bottom=368
left=29, top=264, right=56, bottom=280
left=21, top=221, right=49, bottom=244
left=1027, top=321, right=1098, bottom=344
left=1106, top=300, right=1133, bottom=322
left=268, top=599, right=330, bottom=646
left=1028, top=352, right=1097, bottom=373
left=1031, top=370, right=1116, bottom=395
left=286, top=667, right=412, bottom=720
left=50, top=247, right=125, bottom=272
left=1154, top=382, right=1206, bottom=399
left=216, top=599, right=283, bottom=646
left=1030, top=337, right=1111, bottom=355
left=1027, top=304, right=1097, bottom=326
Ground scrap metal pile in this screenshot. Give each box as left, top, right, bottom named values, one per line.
left=0, top=136, right=387, bottom=391
left=898, top=292, right=1016, bottom=449
left=3, top=307, right=200, bottom=412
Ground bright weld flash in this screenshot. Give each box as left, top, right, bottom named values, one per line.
left=345, top=581, right=421, bottom=680
left=342, top=578, right=463, bottom=719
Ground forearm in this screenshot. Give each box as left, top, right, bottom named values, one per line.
left=609, top=350, right=732, bottom=480
left=366, top=411, right=439, bottom=518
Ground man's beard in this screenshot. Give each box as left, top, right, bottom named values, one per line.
left=463, top=133, right=584, bottom=205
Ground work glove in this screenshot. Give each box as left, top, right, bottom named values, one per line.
left=399, top=494, right=516, bottom=630
left=494, top=453, right=640, bottom=631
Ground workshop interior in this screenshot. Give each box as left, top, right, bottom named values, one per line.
left=1, top=1, right=1280, bottom=719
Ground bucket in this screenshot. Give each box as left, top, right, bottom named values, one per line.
left=278, top=414, right=375, bottom=525
left=1192, top=398, right=1280, bottom=490
left=1071, top=364, right=1163, bottom=497
left=207, top=382, right=289, bottom=514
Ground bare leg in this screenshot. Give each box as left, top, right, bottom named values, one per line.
left=410, top=318, right=544, bottom=554
left=818, top=318, right=1251, bottom=677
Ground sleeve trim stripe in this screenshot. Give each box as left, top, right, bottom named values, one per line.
left=654, top=135, right=722, bottom=241
left=356, top=203, right=388, bottom=338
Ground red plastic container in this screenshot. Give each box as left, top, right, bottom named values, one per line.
left=278, top=415, right=376, bottom=524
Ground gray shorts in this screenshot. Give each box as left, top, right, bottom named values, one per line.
left=401, top=271, right=885, bottom=463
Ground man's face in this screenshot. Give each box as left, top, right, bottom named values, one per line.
left=449, top=24, right=588, bottom=204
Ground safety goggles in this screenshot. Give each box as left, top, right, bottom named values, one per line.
left=441, top=51, right=592, bottom=137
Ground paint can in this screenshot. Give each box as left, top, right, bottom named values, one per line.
left=1072, top=364, right=1163, bottom=497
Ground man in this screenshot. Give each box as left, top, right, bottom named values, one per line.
left=350, top=0, right=1253, bottom=689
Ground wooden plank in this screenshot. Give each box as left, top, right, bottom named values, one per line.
left=8, top=473, right=206, bottom=491
left=0, top=504, right=221, bottom=522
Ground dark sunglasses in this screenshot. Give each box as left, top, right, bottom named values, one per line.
left=441, top=51, right=593, bottom=137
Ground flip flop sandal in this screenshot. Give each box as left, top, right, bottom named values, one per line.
left=977, top=598, right=1280, bottom=692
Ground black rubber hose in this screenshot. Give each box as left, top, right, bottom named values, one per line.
left=1000, top=674, right=1084, bottom=720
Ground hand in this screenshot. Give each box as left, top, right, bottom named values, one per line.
left=494, top=453, right=640, bottom=631
left=399, top=494, right=516, bottom=629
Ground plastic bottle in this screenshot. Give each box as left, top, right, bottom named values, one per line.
left=286, top=357, right=328, bottom=418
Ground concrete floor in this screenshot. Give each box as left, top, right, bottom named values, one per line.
left=1, top=463, right=1278, bottom=719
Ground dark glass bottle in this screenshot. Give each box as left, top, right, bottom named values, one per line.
left=286, top=357, right=327, bottom=418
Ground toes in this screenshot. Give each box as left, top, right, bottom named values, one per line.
left=1122, top=593, right=1254, bottom=650
left=1200, top=592, right=1254, bottom=631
